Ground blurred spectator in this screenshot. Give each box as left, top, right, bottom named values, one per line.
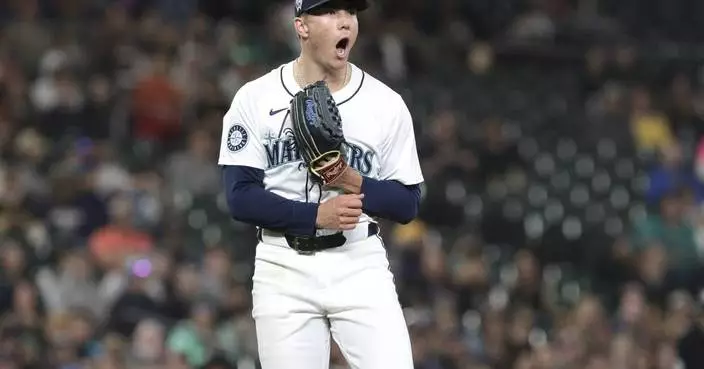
left=131, top=52, right=183, bottom=146
left=127, top=168, right=165, bottom=232
left=88, top=193, right=154, bottom=271
left=678, top=309, right=704, bottom=369
left=449, top=235, right=490, bottom=315
left=201, top=355, right=237, bottom=369
left=126, top=318, right=167, bottom=367
left=631, top=189, right=699, bottom=287
left=475, top=117, right=522, bottom=187
left=0, top=281, right=46, bottom=368
left=2, top=0, right=51, bottom=75
left=418, top=110, right=475, bottom=228
left=89, top=143, right=133, bottom=199
left=82, top=74, right=116, bottom=140
left=647, top=143, right=704, bottom=205
left=11, top=128, right=49, bottom=199
left=31, top=68, right=86, bottom=139
left=166, top=300, right=218, bottom=368
left=581, top=46, right=608, bottom=100
left=508, top=250, right=545, bottom=312
left=45, top=171, right=108, bottom=249
left=693, top=138, right=704, bottom=186
left=507, top=3, right=556, bottom=42
left=420, top=109, right=475, bottom=179
left=35, top=250, right=103, bottom=318
left=165, top=128, right=220, bottom=197
left=378, top=21, right=409, bottom=82
left=466, top=42, right=494, bottom=76
left=630, top=86, right=676, bottom=154
left=107, top=273, right=162, bottom=339
left=585, top=82, right=632, bottom=148
left=610, top=44, right=641, bottom=84
left=665, top=72, right=704, bottom=139
left=199, top=247, right=233, bottom=305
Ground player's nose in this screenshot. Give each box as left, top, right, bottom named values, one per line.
left=336, top=10, right=353, bottom=30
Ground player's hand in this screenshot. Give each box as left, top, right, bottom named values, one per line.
left=323, top=166, right=362, bottom=194
left=316, top=194, right=365, bottom=231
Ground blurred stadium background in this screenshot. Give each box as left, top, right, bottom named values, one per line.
left=1, top=0, right=704, bottom=368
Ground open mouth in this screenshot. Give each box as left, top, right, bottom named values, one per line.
left=335, top=38, right=350, bottom=57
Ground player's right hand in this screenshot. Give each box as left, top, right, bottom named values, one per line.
left=316, top=194, right=365, bottom=231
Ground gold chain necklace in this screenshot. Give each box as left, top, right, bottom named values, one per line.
left=293, top=59, right=350, bottom=90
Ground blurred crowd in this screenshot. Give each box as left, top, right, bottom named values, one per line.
left=1, top=0, right=704, bottom=369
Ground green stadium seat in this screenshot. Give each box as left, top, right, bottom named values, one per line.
left=574, top=155, right=595, bottom=179
left=608, top=186, right=631, bottom=211
left=524, top=212, right=546, bottom=240
left=556, top=138, right=578, bottom=162
left=596, top=138, right=618, bottom=161
left=549, top=171, right=571, bottom=193
left=527, top=184, right=549, bottom=208
left=591, top=170, right=612, bottom=195
left=534, top=153, right=556, bottom=178
left=543, top=199, right=565, bottom=225
left=561, top=216, right=583, bottom=241
left=584, top=202, right=607, bottom=224
left=569, top=183, right=590, bottom=208
left=518, top=137, right=539, bottom=161
left=187, top=209, right=208, bottom=230
left=172, top=190, right=194, bottom=213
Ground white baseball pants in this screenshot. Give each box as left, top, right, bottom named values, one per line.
left=251, top=226, right=414, bottom=369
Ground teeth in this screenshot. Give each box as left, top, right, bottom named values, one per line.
left=335, top=39, right=348, bottom=58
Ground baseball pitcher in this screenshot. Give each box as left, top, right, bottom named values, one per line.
left=218, top=0, right=424, bottom=368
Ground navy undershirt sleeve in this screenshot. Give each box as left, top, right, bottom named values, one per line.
left=222, top=165, right=318, bottom=235
left=361, top=177, right=421, bottom=224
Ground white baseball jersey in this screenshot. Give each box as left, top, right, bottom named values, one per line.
left=219, top=60, right=420, bottom=369
left=218, top=60, right=424, bottom=227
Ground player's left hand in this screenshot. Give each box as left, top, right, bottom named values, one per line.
left=315, top=193, right=365, bottom=230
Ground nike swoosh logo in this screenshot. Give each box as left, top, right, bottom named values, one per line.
left=269, top=107, right=287, bottom=116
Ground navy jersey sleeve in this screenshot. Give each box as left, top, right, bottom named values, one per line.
left=222, top=165, right=318, bottom=235
left=361, top=177, right=421, bottom=224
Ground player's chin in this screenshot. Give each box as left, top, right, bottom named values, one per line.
left=331, top=49, right=351, bottom=66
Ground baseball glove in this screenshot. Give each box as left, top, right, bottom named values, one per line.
left=290, top=81, right=348, bottom=185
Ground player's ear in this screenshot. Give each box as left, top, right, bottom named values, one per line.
left=294, top=16, right=310, bottom=39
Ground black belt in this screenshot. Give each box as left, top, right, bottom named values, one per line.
left=258, top=223, right=379, bottom=254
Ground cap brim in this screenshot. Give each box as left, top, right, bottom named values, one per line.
left=350, top=0, right=369, bottom=11
left=297, top=0, right=369, bottom=16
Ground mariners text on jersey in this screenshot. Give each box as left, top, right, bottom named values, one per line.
left=263, top=128, right=375, bottom=175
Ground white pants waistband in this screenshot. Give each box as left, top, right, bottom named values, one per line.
left=258, top=222, right=378, bottom=248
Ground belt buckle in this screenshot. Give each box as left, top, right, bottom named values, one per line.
left=291, top=237, right=317, bottom=255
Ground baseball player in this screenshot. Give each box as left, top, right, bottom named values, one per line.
left=218, top=0, right=424, bottom=368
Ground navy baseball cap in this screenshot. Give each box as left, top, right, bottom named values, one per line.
left=294, top=0, right=369, bottom=17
